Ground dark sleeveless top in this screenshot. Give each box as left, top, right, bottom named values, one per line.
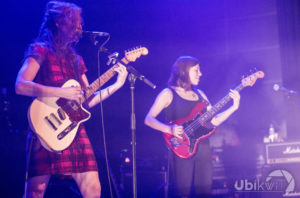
left=164, top=88, right=210, bottom=145
left=164, top=88, right=208, bottom=122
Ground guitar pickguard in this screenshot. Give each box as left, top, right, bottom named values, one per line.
left=162, top=102, right=217, bottom=159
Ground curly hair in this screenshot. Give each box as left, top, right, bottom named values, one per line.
left=168, top=56, right=200, bottom=90
left=37, top=1, right=82, bottom=47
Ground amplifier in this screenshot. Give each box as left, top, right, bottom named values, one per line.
left=266, top=142, right=300, bottom=164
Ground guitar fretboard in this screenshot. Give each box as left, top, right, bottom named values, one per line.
left=83, top=57, right=129, bottom=100
left=198, top=83, right=244, bottom=124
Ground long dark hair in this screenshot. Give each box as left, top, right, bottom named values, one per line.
left=37, top=1, right=82, bottom=51
left=168, top=56, right=200, bottom=90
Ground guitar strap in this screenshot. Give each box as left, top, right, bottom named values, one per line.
left=194, top=88, right=210, bottom=112
left=72, top=54, right=80, bottom=82
left=72, top=53, right=88, bottom=100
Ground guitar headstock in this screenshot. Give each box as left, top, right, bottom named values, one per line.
left=241, top=71, right=265, bottom=87
left=125, top=47, right=148, bottom=62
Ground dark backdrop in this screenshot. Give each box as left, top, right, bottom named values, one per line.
left=1, top=0, right=300, bottom=197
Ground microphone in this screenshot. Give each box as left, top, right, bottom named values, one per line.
left=273, top=84, right=298, bottom=95
left=83, top=31, right=110, bottom=37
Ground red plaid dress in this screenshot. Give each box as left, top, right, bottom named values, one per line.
left=26, top=43, right=98, bottom=177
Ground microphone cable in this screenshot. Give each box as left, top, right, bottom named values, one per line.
left=96, top=35, right=116, bottom=198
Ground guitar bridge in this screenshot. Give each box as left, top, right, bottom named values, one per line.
left=57, top=122, right=77, bottom=140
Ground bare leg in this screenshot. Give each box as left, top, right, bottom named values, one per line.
left=25, top=175, right=51, bottom=198
left=72, top=171, right=101, bottom=198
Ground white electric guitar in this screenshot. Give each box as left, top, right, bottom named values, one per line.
left=28, top=47, right=148, bottom=152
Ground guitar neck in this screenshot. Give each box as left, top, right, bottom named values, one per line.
left=199, top=83, right=244, bottom=123
left=83, top=57, right=129, bottom=99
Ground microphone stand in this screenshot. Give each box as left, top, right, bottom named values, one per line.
left=127, top=67, right=156, bottom=198
left=101, top=47, right=156, bottom=198
left=128, top=73, right=138, bottom=198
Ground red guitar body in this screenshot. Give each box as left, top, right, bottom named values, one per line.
left=162, top=102, right=217, bottom=159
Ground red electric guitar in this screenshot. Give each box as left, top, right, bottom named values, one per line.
left=28, top=47, right=148, bottom=152
left=162, top=71, right=264, bottom=158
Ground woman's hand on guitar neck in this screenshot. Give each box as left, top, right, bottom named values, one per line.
left=170, top=124, right=184, bottom=139
left=229, top=89, right=240, bottom=110
left=114, top=64, right=128, bottom=88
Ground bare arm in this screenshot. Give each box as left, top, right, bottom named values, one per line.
left=211, top=89, right=240, bottom=126
left=144, top=88, right=184, bottom=139
left=85, top=64, right=128, bottom=109
left=15, top=57, right=84, bottom=101
left=16, top=57, right=59, bottom=97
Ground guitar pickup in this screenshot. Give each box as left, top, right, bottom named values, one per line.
left=57, top=108, right=66, bottom=120
left=45, top=116, right=57, bottom=130
left=68, top=101, right=79, bottom=111
left=57, top=122, right=77, bottom=140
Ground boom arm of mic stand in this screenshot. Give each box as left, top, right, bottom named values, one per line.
left=126, top=66, right=156, bottom=89
left=101, top=47, right=156, bottom=89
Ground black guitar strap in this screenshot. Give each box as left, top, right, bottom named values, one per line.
left=72, top=53, right=88, bottom=100
left=72, top=53, right=80, bottom=82
left=194, top=88, right=210, bottom=113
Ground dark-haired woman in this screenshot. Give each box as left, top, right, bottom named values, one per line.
left=15, top=1, right=128, bottom=198
left=144, top=56, right=240, bottom=197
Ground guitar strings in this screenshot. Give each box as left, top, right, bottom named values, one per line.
left=184, top=87, right=242, bottom=136
left=184, top=107, right=213, bottom=134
